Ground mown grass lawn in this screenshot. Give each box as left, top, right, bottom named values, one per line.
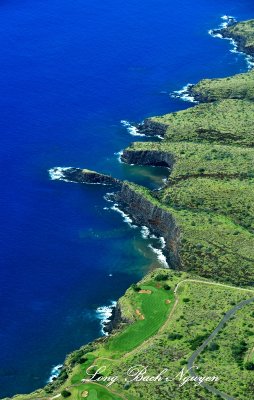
left=67, top=383, right=123, bottom=400
left=105, top=284, right=174, bottom=356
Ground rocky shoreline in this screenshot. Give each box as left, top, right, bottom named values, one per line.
left=50, top=166, right=181, bottom=269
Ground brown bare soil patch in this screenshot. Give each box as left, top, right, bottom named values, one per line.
left=165, top=299, right=171, bottom=304
left=135, top=309, right=145, bottom=320
left=139, top=289, right=152, bottom=294
left=82, top=390, right=89, bottom=398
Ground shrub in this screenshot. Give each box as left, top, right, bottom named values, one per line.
left=61, top=389, right=71, bottom=398
left=155, top=273, right=169, bottom=281
left=208, top=342, right=220, bottom=351
left=189, top=334, right=209, bottom=350
left=245, top=361, right=254, bottom=370
left=131, top=284, right=141, bottom=292
left=232, top=340, right=248, bottom=365
left=168, top=333, right=183, bottom=340
left=78, top=357, right=88, bottom=364
left=163, top=284, right=171, bottom=290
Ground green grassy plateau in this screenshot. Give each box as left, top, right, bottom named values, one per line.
left=222, top=19, right=254, bottom=55
left=190, top=70, right=254, bottom=102
left=150, top=99, right=254, bottom=146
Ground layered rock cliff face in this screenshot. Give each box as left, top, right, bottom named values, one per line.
left=115, top=183, right=181, bottom=268
left=121, top=149, right=175, bottom=168
left=137, top=119, right=168, bottom=137
left=52, top=166, right=181, bottom=268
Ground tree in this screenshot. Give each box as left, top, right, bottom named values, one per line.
left=155, top=273, right=169, bottom=281
left=131, top=283, right=140, bottom=292
left=245, top=361, right=254, bottom=370
left=61, top=389, right=71, bottom=398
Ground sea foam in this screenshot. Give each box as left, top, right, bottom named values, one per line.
left=209, top=16, right=254, bottom=70
left=148, top=244, right=169, bottom=268
left=121, top=120, right=146, bottom=136
left=48, top=167, right=75, bottom=182
left=47, top=364, right=63, bottom=383
left=171, top=83, right=198, bottom=104
left=96, top=301, right=117, bottom=336
left=141, top=225, right=151, bottom=239
left=114, top=150, right=124, bottom=163
left=111, top=203, right=137, bottom=228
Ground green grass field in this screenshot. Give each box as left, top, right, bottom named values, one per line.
left=65, top=384, right=125, bottom=400
left=190, top=69, right=254, bottom=102
left=149, top=99, right=254, bottom=146
left=105, top=284, right=174, bottom=355
left=160, top=177, right=254, bottom=232
left=222, top=19, right=254, bottom=55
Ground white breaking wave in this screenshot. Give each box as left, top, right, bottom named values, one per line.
left=111, top=203, right=138, bottom=228
left=171, top=83, right=198, bottom=104
left=104, top=192, right=115, bottom=203
left=220, top=15, right=236, bottom=28
left=159, top=237, right=166, bottom=249
left=106, top=197, right=169, bottom=267
left=208, top=15, right=236, bottom=38
left=96, top=301, right=117, bottom=336
left=208, top=29, right=223, bottom=39
left=141, top=225, right=150, bottom=239
left=121, top=120, right=146, bottom=136
left=246, top=55, right=254, bottom=69
left=114, top=150, right=124, bottom=164
left=47, top=364, right=63, bottom=383
left=209, top=16, right=254, bottom=70
left=48, top=167, right=75, bottom=182
left=148, top=244, right=169, bottom=268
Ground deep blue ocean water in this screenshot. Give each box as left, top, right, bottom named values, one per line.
left=1, top=0, right=254, bottom=396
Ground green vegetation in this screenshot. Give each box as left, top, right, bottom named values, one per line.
left=159, top=177, right=254, bottom=232
left=96, top=274, right=254, bottom=400
left=120, top=181, right=254, bottom=285
left=61, top=389, right=72, bottom=398
left=222, top=19, right=254, bottom=55
left=104, top=283, right=174, bottom=355
left=4, top=271, right=254, bottom=400
left=198, top=301, right=254, bottom=399
left=150, top=99, right=254, bottom=146
left=125, top=141, right=254, bottom=180
left=59, top=383, right=124, bottom=400
left=190, top=69, right=254, bottom=102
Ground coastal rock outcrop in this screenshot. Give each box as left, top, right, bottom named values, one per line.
left=50, top=167, right=121, bottom=186
left=121, top=148, right=175, bottom=168
left=103, top=302, right=131, bottom=334
left=115, top=183, right=181, bottom=268
left=212, top=19, right=254, bottom=58
left=136, top=119, right=168, bottom=137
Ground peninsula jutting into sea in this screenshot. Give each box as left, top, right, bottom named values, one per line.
left=4, top=16, right=254, bottom=400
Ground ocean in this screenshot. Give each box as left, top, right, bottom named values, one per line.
left=0, top=0, right=254, bottom=396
